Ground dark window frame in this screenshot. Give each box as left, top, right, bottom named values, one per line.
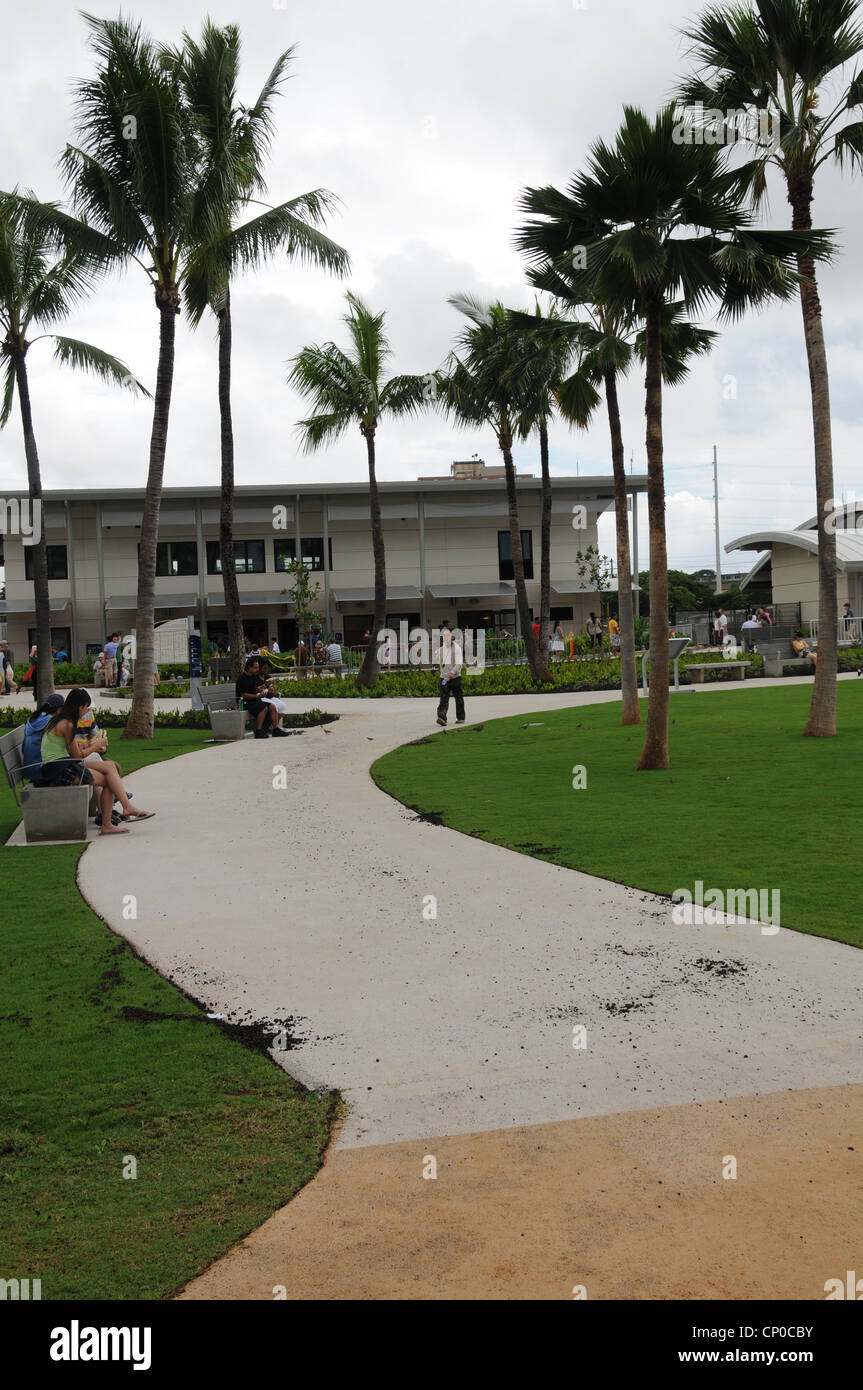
left=24, top=544, right=68, bottom=581
left=206, top=539, right=266, bottom=575
left=273, top=537, right=333, bottom=573
left=497, top=529, right=533, bottom=581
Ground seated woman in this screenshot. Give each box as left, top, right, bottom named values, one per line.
left=792, top=632, right=817, bottom=666
left=38, top=688, right=154, bottom=834
left=21, top=693, right=65, bottom=783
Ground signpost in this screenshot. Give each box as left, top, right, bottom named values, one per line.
left=188, top=615, right=203, bottom=710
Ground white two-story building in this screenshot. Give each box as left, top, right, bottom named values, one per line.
left=0, top=461, right=646, bottom=659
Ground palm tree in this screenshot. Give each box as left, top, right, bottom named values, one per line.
left=288, top=292, right=428, bottom=686
left=179, top=23, right=349, bottom=679
left=678, top=0, right=863, bottom=736
left=0, top=193, right=147, bottom=705
left=505, top=302, right=577, bottom=667
left=50, top=14, right=227, bottom=738
left=440, top=296, right=552, bottom=683
left=516, top=105, right=830, bottom=767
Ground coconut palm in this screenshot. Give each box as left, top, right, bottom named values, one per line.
left=0, top=192, right=147, bottom=705
left=505, top=302, right=578, bottom=667
left=677, top=0, right=863, bottom=738
left=516, top=104, right=831, bottom=768
left=179, top=22, right=349, bottom=678
left=439, top=296, right=552, bottom=683
left=288, top=292, right=428, bottom=686
left=40, top=13, right=231, bottom=738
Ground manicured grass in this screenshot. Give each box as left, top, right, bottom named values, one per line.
left=0, top=730, right=337, bottom=1299
left=372, top=682, right=863, bottom=948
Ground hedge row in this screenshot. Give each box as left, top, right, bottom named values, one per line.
left=0, top=706, right=337, bottom=731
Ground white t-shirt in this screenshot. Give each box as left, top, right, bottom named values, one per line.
left=271, top=641, right=280, bottom=653
left=715, top=614, right=728, bottom=633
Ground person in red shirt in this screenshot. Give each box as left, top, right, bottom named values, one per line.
left=532, top=619, right=540, bottom=643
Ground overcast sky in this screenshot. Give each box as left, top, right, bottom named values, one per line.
left=1, top=0, right=861, bottom=573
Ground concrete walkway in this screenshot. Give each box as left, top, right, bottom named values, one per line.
left=74, top=678, right=863, bottom=1155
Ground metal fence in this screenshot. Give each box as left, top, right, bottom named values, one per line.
left=810, top=616, right=863, bottom=645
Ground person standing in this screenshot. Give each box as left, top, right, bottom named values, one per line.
left=270, top=636, right=281, bottom=654
left=550, top=620, right=565, bottom=661
left=102, top=633, right=120, bottom=687
left=841, top=602, right=854, bottom=641
left=0, top=641, right=15, bottom=693
left=587, top=612, right=603, bottom=655
left=436, top=630, right=465, bottom=727
left=608, top=615, right=620, bottom=656
left=713, top=609, right=728, bottom=648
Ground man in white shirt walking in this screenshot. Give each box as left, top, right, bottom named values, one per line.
left=436, top=629, right=465, bottom=726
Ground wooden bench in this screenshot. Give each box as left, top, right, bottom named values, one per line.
left=686, top=661, right=749, bottom=683
left=0, top=724, right=91, bottom=843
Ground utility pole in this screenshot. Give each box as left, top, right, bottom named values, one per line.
left=713, top=444, right=722, bottom=596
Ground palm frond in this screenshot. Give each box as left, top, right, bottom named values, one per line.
left=51, top=336, right=151, bottom=396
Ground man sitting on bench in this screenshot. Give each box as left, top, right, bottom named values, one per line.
left=236, top=657, right=288, bottom=739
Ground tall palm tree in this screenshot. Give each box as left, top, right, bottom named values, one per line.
left=0, top=193, right=147, bottom=705
left=516, top=105, right=830, bottom=768
left=678, top=0, right=863, bottom=736
left=505, top=302, right=577, bottom=666
left=288, top=292, right=428, bottom=687
left=50, top=14, right=227, bottom=737
left=440, top=296, right=552, bottom=683
left=179, top=23, right=349, bottom=679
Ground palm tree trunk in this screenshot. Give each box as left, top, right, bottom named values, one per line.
left=357, top=427, right=384, bottom=687
left=217, top=292, right=244, bottom=680
left=124, top=297, right=177, bottom=739
left=12, top=347, right=54, bottom=706
left=789, top=176, right=837, bottom=737
left=605, top=368, right=640, bottom=725
left=539, top=416, right=552, bottom=661
left=636, top=300, right=670, bottom=770
left=500, top=423, right=550, bottom=682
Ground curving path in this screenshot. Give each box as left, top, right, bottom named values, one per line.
left=70, top=678, right=863, bottom=1298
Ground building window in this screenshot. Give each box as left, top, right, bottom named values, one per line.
left=273, top=537, right=333, bottom=572
left=27, top=625, right=71, bottom=656
left=24, top=545, right=68, bottom=581
left=207, top=540, right=265, bottom=574
left=497, top=530, right=533, bottom=580
left=155, top=541, right=198, bottom=577
left=550, top=606, right=574, bottom=622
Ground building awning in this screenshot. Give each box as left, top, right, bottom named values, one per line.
left=0, top=597, right=71, bottom=614
left=426, top=582, right=515, bottom=600
left=332, top=585, right=422, bottom=604
left=206, top=589, right=291, bottom=609
left=725, top=528, right=863, bottom=569
left=107, top=594, right=199, bottom=610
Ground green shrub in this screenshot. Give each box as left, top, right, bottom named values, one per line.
left=0, top=705, right=337, bottom=731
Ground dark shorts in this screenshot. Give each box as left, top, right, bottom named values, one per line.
left=243, top=698, right=268, bottom=719
left=36, top=759, right=94, bottom=788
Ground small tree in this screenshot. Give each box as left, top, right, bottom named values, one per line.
left=575, top=545, right=614, bottom=647
left=280, top=559, right=322, bottom=650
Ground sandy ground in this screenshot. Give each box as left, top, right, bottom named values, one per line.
left=180, top=1082, right=863, bottom=1301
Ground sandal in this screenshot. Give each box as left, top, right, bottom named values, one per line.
left=120, top=810, right=155, bottom=822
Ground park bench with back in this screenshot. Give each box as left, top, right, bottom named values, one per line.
left=194, top=682, right=248, bottom=741
left=0, top=723, right=91, bottom=843
left=753, top=636, right=814, bottom=677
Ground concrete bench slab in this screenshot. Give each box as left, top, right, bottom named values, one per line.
left=209, top=709, right=247, bottom=742
left=686, top=662, right=748, bottom=683
left=20, top=784, right=91, bottom=843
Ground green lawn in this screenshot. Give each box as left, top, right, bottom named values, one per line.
left=372, top=682, right=863, bottom=947
left=0, top=730, right=337, bottom=1299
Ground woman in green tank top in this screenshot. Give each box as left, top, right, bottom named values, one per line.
left=40, top=689, right=154, bottom=835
